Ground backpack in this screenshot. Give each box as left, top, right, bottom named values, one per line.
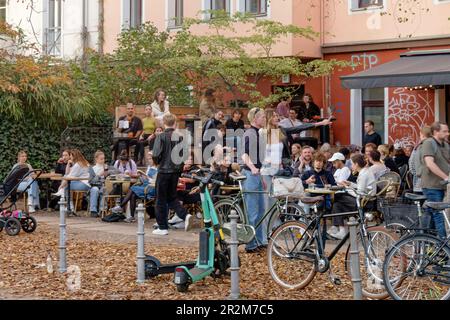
left=101, top=211, right=126, bottom=222
left=416, top=138, right=438, bottom=178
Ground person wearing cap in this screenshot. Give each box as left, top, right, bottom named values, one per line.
left=329, top=152, right=351, bottom=183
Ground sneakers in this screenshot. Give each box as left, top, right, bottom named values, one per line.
left=168, top=214, right=184, bottom=225
left=53, top=189, right=64, bottom=197
left=152, top=222, right=159, bottom=229
left=152, top=228, right=169, bottom=235
left=111, top=206, right=123, bottom=214
left=28, top=205, right=36, bottom=213
left=124, top=216, right=136, bottom=223
left=184, top=214, right=192, bottom=232
left=333, top=226, right=347, bottom=240
left=327, top=226, right=338, bottom=237
left=90, top=211, right=99, bottom=218
left=171, top=221, right=185, bottom=229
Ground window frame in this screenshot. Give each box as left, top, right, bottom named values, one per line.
left=0, top=0, right=6, bottom=23
left=349, top=0, right=385, bottom=13
left=44, top=0, right=63, bottom=57
left=244, top=0, right=267, bottom=17
left=167, top=0, right=183, bottom=30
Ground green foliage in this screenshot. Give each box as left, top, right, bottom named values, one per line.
left=0, top=116, right=62, bottom=180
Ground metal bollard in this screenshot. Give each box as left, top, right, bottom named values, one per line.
left=228, top=210, right=240, bottom=300
left=58, top=194, right=67, bottom=273
left=347, top=217, right=362, bottom=300
left=136, top=203, right=146, bottom=284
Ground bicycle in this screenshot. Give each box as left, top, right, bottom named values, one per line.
left=383, top=190, right=450, bottom=300
left=267, top=187, right=398, bottom=299
left=213, top=171, right=308, bottom=243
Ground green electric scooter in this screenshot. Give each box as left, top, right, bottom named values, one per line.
left=173, top=169, right=245, bottom=292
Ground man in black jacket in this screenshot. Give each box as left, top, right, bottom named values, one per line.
left=152, top=113, right=191, bottom=235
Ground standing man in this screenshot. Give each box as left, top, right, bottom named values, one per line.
left=114, top=103, right=143, bottom=161
left=241, top=107, right=267, bottom=253
left=297, top=93, right=321, bottom=122
left=421, top=121, right=450, bottom=239
left=363, top=120, right=382, bottom=147
left=152, top=113, right=192, bottom=235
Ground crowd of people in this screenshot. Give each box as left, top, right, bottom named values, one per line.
left=10, top=88, right=449, bottom=252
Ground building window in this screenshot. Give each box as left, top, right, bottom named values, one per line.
left=350, top=0, right=384, bottom=11
left=362, top=88, right=385, bottom=143
left=44, top=0, right=62, bottom=56
left=0, top=0, right=6, bottom=22
left=122, top=0, right=143, bottom=29
left=168, top=0, right=183, bottom=29
left=245, top=0, right=267, bottom=16
left=211, top=0, right=227, bottom=11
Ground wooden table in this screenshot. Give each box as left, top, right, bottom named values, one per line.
left=305, top=188, right=337, bottom=195
left=37, top=173, right=62, bottom=210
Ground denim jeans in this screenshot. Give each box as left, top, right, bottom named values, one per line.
left=422, top=188, right=447, bottom=239
left=65, top=181, right=90, bottom=211
left=17, top=180, right=40, bottom=207
left=243, top=169, right=266, bottom=250
left=89, top=186, right=104, bottom=213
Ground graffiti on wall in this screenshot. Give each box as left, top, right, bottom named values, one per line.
left=388, top=88, right=435, bottom=147
left=350, top=53, right=379, bottom=70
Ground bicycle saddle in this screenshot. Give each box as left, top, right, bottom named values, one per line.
left=229, top=173, right=246, bottom=181
left=423, top=201, right=450, bottom=211
left=300, top=196, right=324, bottom=204
left=404, top=193, right=428, bottom=202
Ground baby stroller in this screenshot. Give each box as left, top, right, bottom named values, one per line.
left=0, top=165, right=41, bottom=236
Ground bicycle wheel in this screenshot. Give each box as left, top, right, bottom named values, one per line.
left=267, top=221, right=317, bottom=289
left=345, top=226, right=398, bottom=299
left=266, top=202, right=307, bottom=237
left=383, top=234, right=450, bottom=300
left=214, top=199, right=245, bottom=225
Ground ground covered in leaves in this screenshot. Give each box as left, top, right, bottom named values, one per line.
left=0, top=224, right=353, bottom=300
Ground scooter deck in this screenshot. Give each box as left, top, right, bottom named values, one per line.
left=189, top=267, right=214, bottom=281
left=155, top=261, right=197, bottom=275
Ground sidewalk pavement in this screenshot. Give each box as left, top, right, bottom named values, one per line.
left=34, top=212, right=199, bottom=247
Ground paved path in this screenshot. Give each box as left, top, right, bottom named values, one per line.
left=34, top=212, right=200, bottom=246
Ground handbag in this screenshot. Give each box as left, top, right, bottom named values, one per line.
left=271, top=177, right=304, bottom=198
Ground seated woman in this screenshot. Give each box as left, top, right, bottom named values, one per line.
left=112, top=152, right=158, bottom=223
left=328, top=154, right=375, bottom=240
left=135, top=105, right=156, bottom=166
left=378, top=144, right=399, bottom=174
left=15, top=150, right=40, bottom=213
left=89, top=150, right=108, bottom=218
left=368, top=150, right=389, bottom=180
left=168, top=154, right=202, bottom=226
left=54, top=149, right=91, bottom=211
left=113, top=150, right=138, bottom=178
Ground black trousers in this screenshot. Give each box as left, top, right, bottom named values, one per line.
left=135, top=134, right=151, bottom=163
left=331, top=193, right=357, bottom=226
left=113, top=139, right=139, bottom=161
left=155, top=172, right=187, bottom=230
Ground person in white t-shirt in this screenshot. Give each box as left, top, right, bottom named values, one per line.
left=329, top=152, right=351, bottom=183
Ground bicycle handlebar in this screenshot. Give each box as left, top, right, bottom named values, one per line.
left=181, top=173, right=225, bottom=186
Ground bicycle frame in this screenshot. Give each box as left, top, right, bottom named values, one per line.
left=288, top=193, right=375, bottom=271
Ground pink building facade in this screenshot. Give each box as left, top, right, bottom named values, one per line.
left=102, top=0, right=450, bottom=145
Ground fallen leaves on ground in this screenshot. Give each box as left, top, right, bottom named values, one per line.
left=0, top=224, right=354, bottom=300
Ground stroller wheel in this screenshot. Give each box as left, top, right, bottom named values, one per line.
left=5, top=218, right=21, bottom=236
left=21, top=216, right=37, bottom=233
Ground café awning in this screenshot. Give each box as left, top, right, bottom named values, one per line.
left=340, top=49, right=450, bottom=89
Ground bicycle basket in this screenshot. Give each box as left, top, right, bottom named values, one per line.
left=271, top=177, right=304, bottom=198
left=222, top=222, right=256, bottom=244
left=378, top=197, right=419, bottom=229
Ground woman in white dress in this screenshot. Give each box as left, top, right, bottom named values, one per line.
left=150, top=88, right=170, bottom=124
